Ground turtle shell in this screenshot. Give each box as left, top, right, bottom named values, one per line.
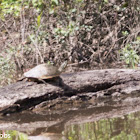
left=24, top=64, right=61, bottom=80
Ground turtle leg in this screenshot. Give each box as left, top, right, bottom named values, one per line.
left=38, top=79, right=47, bottom=85
left=17, top=76, right=26, bottom=81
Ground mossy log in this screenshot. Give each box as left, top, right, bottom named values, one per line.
left=0, top=69, right=140, bottom=115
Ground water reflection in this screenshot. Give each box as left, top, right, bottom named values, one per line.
left=1, top=111, right=140, bottom=140
left=62, top=111, right=140, bottom=140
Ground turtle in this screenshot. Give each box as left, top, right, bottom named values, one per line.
left=19, top=61, right=67, bottom=83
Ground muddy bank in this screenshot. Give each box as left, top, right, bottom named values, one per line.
left=0, top=69, right=140, bottom=115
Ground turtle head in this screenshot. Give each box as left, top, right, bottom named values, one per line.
left=58, top=61, right=68, bottom=72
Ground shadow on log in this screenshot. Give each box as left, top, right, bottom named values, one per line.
left=0, top=69, right=140, bottom=115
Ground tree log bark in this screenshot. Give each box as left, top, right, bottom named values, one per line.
left=0, top=69, right=140, bottom=115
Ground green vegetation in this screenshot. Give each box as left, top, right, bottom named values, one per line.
left=0, top=130, right=28, bottom=140
left=0, top=0, right=140, bottom=86
left=120, top=37, right=140, bottom=68
left=0, top=46, right=16, bottom=85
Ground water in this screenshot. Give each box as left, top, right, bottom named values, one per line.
left=1, top=95, right=140, bottom=140
left=62, top=111, right=140, bottom=140
left=1, top=111, right=140, bottom=140
left=1, top=109, right=140, bottom=139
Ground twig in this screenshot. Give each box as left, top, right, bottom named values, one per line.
left=0, top=20, right=17, bottom=46
left=28, top=33, right=44, bottom=64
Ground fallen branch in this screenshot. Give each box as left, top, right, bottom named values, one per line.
left=0, top=69, right=140, bottom=115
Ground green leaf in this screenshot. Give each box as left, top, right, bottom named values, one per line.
left=71, top=9, right=77, bottom=13
left=49, top=8, right=54, bottom=14
left=76, top=0, right=83, bottom=2
left=136, top=36, right=140, bottom=41
left=104, top=0, right=108, bottom=3
left=51, top=0, right=58, bottom=5
left=37, top=12, right=42, bottom=28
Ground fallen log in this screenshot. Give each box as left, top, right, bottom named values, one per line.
left=0, top=69, right=140, bottom=115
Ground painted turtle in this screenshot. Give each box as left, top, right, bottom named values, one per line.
left=20, top=61, right=67, bottom=82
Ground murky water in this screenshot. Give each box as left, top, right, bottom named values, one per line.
left=1, top=103, right=140, bottom=140
left=62, top=111, right=140, bottom=140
